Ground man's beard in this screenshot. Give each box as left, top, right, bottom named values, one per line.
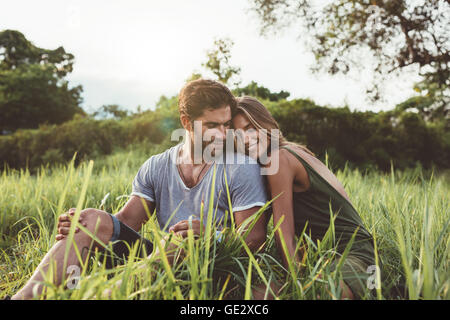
left=189, top=136, right=226, bottom=164
left=202, top=139, right=225, bottom=163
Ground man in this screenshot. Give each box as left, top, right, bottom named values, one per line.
left=11, top=79, right=268, bottom=300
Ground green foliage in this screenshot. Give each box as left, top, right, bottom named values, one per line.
left=267, top=98, right=450, bottom=171
left=233, top=81, right=290, bottom=102
left=92, top=104, right=129, bottom=120
left=396, top=80, right=450, bottom=121
left=0, top=30, right=84, bottom=132
left=0, top=30, right=75, bottom=76
left=202, top=37, right=241, bottom=87
left=0, top=107, right=179, bottom=171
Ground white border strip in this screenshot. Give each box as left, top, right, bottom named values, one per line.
left=232, top=202, right=266, bottom=212
left=130, top=192, right=155, bottom=202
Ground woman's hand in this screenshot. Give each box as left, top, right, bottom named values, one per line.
left=55, top=208, right=88, bottom=241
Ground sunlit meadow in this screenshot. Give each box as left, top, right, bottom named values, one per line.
left=0, top=144, right=449, bottom=300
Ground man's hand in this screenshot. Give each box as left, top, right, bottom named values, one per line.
left=168, top=218, right=204, bottom=239
left=55, top=208, right=88, bottom=241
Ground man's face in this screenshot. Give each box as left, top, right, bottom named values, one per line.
left=183, top=105, right=232, bottom=160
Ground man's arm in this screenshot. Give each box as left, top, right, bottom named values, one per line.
left=57, top=156, right=157, bottom=239
left=120, top=154, right=157, bottom=231
left=233, top=206, right=268, bottom=252
left=55, top=196, right=155, bottom=239
left=226, top=157, right=269, bottom=252
left=167, top=205, right=267, bottom=253
left=114, top=195, right=155, bottom=232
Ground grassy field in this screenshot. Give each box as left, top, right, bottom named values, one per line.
left=0, top=144, right=449, bottom=300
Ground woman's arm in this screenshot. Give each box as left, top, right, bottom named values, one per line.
left=233, top=206, right=268, bottom=252
left=267, top=149, right=306, bottom=269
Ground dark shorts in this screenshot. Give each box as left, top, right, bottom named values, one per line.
left=100, top=214, right=154, bottom=269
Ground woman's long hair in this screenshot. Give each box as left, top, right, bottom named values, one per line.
left=235, top=96, right=315, bottom=156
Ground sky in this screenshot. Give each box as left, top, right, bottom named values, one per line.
left=1, top=0, right=421, bottom=114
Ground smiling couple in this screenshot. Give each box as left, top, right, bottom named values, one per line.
left=12, top=79, right=377, bottom=300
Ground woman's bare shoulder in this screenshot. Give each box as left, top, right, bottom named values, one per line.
left=269, top=147, right=304, bottom=170
left=266, top=148, right=292, bottom=176
left=270, top=146, right=310, bottom=190
left=283, top=145, right=351, bottom=201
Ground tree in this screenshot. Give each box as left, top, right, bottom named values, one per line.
left=248, top=0, right=449, bottom=110
left=202, top=37, right=242, bottom=86
left=233, top=81, right=290, bottom=101
left=92, top=104, right=129, bottom=120
left=185, top=72, right=203, bottom=83
left=395, top=79, right=449, bottom=123
left=0, top=30, right=84, bottom=132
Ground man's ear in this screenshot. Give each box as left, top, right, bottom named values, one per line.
left=180, top=114, right=192, bottom=131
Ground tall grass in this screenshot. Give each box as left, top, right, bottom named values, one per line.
left=0, top=148, right=448, bottom=300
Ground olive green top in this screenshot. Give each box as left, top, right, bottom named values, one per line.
left=282, top=146, right=375, bottom=266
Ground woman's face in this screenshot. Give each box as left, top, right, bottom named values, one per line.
left=232, top=112, right=269, bottom=159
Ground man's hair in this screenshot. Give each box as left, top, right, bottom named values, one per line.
left=178, top=79, right=237, bottom=120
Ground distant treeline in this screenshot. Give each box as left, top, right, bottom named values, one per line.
left=1, top=94, right=448, bottom=173
left=267, top=99, right=449, bottom=171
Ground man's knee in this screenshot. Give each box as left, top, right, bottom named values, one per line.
left=78, top=208, right=114, bottom=245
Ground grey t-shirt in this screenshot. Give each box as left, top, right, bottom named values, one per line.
left=131, top=143, right=268, bottom=231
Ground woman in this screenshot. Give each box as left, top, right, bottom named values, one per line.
left=232, top=96, right=378, bottom=299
